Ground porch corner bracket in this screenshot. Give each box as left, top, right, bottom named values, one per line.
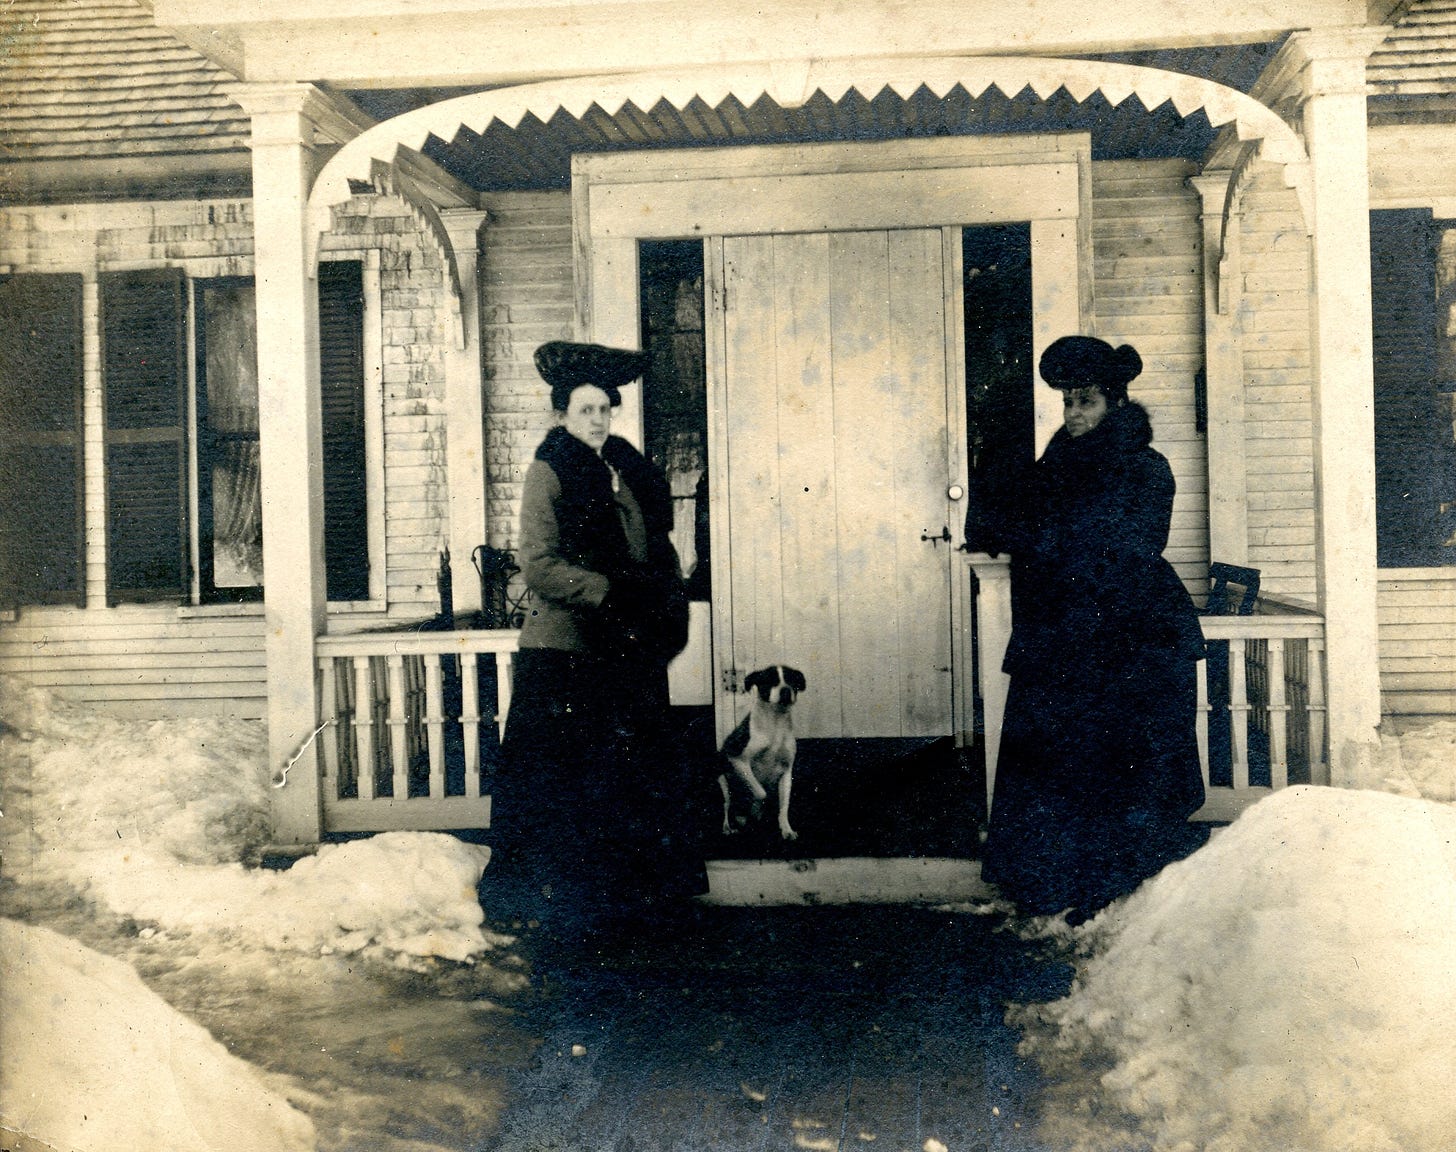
left=370, top=161, right=469, bottom=348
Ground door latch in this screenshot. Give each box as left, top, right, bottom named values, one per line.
left=920, top=526, right=951, bottom=546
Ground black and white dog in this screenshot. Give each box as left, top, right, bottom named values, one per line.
left=718, top=665, right=806, bottom=841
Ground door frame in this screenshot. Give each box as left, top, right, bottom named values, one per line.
left=570, top=135, right=1092, bottom=738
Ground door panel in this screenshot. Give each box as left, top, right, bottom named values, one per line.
left=715, top=229, right=953, bottom=739
left=772, top=233, right=844, bottom=736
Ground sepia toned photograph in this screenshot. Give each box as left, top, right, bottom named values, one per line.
left=1, top=2, right=1454, bottom=1149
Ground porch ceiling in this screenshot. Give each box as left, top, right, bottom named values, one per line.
left=343, top=44, right=1284, bottom=193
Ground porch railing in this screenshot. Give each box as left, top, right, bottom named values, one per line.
left=1196, top=613, right=1326, bottom=818
left=967, top=556, right=1327, bottom=822
left=313, top=629, right=518, bottom=833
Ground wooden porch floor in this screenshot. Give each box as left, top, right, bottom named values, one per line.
left=485, top=904, right=1074, bottom=1152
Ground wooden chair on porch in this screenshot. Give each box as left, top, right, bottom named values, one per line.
left=1204, top=562, right=1261, bottom=617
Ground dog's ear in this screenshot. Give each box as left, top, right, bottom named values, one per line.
left=785, top=667, right=806, bottom=693
left=743, top=668, right=766, bottom=694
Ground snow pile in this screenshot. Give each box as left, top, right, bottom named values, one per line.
left=1, top=676, right=272, bottom=875
left=85, top=832, right=498, bottom=965
left=1018, top=785, right=1456, bottom=1152
left=0, top=676, right=501, bottom=967
left=1377, top=718, right=1456, bottom=802
left=0, top=918, right=317, bottom=1152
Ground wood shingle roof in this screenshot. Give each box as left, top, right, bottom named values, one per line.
left=1369, top=0, right=1456, bottom=102
left=0, top=0, right=250, bottom=168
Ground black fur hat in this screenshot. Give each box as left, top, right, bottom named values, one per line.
left=534, top=341, right=651, bottom=410
left=1039, top=336, right=1142, bottom=403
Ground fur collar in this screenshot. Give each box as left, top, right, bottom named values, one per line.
left=1041, top=400, right=1154, bottom=464
left=534, top=426, right=673, bottom=575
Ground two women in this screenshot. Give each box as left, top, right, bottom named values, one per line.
left=491, top=341, right=705, bottom=948
left=978, top=335, right=1207, bottom=919
left=497, top=330, right=1203, bottom=936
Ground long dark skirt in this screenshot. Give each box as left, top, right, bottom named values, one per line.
left=981, top=656, right=1206, bottom=918
left=487, top=647, right=709, bottom=940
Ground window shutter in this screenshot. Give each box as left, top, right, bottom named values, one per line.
left=0, top=274, right=85, bottom=605
left=319, top=260, right=370, bottom=602
left=1370, top=210, right=1441, bottom=567
left=101, top=269, right=188, bottom=602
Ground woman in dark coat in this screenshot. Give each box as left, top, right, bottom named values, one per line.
left=978, top=336, right=1206, bottom=920
left=489, top=340, right=705, bottom=947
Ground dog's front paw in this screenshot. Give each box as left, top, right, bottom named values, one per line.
left=780, top=826, right=798, bottom=841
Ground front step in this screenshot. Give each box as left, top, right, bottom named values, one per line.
left=702, top=856, right=992, bottom=906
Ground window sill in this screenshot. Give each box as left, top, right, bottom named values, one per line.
left=177, top=602, right=265, bottom=619
left=1377, top=566, right=1456, bottom=581
left=174, top=600, right=389, bottom=619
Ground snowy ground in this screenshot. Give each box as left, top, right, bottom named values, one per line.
left=0, top=678, right=529, bottom=1152
left=2, top=674, right=1454, bottom=1152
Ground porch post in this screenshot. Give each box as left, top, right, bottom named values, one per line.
left=1192, top=172, right=1249, bottom=568
left=1274, top=29, right=1389, bottom=785
left=233, top=83, right=330, bottom=843
left=440, top=208, right=490, bottom=617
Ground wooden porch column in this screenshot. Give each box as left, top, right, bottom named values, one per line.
left=440, top=208, right=490, bottom=616
left=233, top=83, right=331, bottom=843
left=1192, top=172, right=1249, bottom=567
left=1271, top=30, right=1389, bottom=785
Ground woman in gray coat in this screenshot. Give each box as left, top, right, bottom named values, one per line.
left=489, top=341, right=703, bottom=949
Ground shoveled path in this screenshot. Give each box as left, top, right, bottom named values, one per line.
left=483, top=904, right=1075, bottom=1152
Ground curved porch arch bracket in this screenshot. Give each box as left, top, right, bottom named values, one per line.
left=1222, top=139, right=1313, bottom=263
left=367, top=157, right=467, bottom=348
left=306, top=55, right=1311, bottom=271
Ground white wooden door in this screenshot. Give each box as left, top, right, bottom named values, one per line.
left=711, top=229, right=955, bottom=740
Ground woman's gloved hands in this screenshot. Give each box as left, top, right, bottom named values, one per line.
left=596, top=568, right=690, bottom=664
left=600, top=571, right=657, bottom=623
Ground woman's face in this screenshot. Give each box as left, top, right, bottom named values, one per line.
left=1062, top=386, right=1109, bottom=438
left=558, top=384, right=613, bottom=451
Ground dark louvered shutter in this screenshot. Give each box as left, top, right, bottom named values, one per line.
left=1370, top=210, right=1441, bottom=567
left=319, top=261, right=369, bottom=602
left=0, top=274, right=85, bottom=605
left=102, top=269, right=189, bottom=602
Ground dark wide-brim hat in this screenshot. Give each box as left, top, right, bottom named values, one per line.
left=1039, top=335, right=1142, bottom=400
left=534, top=341, right=651, bottom=409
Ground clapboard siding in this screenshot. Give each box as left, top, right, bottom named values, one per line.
left=1090, top=160, right=1209, bottom=590
left=0, top=605, right=268, bottom=717
left=1379, top=569, right=1456, bottom=714
left=479, top=192, right=575, bottom=550
left=1237, top=166, right=1317, bottom=602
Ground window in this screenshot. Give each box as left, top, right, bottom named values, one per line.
left=638, top=239, right=707, bottom=597
left=1369, top=209, right=1456, bottom=568
left=0, top=274, right=85, bottom=606
left=192, top=263, right=370, bottom=603
left=0, top=263, right=373, bottom=609
left=194, top=277, right=263, bottom=601
left=961, top=223, right=1034, bottom=554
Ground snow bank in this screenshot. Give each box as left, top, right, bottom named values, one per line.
left=85, top=833, right=499, bottom=965
left=0, top=918, right=316, bottom=1152
left=1018, top=785, right=1456, bottom=1152
left=1376, top=718, right=1456, bottom=802
left=0, top=676, right=501, bottom=967
left=1, top=676, right=272, bottom=875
